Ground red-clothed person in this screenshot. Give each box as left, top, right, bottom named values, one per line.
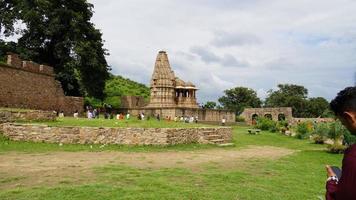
left=326, top=87, right=356, bottom=200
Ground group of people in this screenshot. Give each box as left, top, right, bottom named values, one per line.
left=154, top=114, right=199, bottom=123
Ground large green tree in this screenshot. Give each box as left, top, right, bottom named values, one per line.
left=218, top=87, right=261, bottom=115
left=203, top=101, right=217, bottom=109
left=0, top=0, right=110, bottom=99
left=265, top=84, right=308, bottom=117
left=305, top=97, right=330, bottom=118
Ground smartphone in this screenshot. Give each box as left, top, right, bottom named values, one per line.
left=331, top=166, right=342, bottom=179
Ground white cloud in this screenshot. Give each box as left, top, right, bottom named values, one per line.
left=87, top=0, right=356, bottom=102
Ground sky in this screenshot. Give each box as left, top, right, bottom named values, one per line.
left=7, top=0, right=356, bottom=104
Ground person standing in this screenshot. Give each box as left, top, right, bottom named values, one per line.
left=326, top=86, right=356, bottom=200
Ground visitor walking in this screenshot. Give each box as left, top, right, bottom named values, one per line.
left=221, top=117, right=226, bottom=126
left=326, top=86, right=356, bottom=200
left=73, top=110, right=79, bottom=118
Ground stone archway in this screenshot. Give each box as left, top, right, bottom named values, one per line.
left=278, top=113, right=286, bottom=121
left=264, top=114, right=272, bottom=120
left=252, top=114, right=259, bottom=125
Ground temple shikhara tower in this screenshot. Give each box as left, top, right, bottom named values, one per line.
left=120, top=51, right=235, bottom=123
left=146, top=51, right=199, bottom=109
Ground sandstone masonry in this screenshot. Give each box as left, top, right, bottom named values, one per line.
left=0, top=123, right=232, bottom=145
left=0, top=53, right=84, bottom=115
left=121, top=51, right=236, bottom=123
left=0, top=110, right=56, bottom=123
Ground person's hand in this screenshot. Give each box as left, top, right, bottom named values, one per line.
left=326, top=165, right=337, bottom=177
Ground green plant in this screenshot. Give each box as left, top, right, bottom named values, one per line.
left=311, top=123, right=329, bottom=144
left=255, top=117, right=277, bottom=132
left=235, top=116, right=245, bottom=122
left=327, top=143, right=346, bottom=154
left=328, top=121, right=346, bottom=141
left=343, top=131, right=356, bottom=146
left=295, top=122, right=313, bottom=139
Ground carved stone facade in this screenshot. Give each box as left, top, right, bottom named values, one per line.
left=0, top=53, right=84, bottom=115
left=146, top=51, right=199, bottom=109
left=240, top=107, right=293, bottom=125
left=122, top=51, right=235, bottom=123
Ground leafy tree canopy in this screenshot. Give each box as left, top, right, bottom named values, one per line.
left=203, top=101, right=217, bottom=109
left=0, top=0, right=110, bottom=99
left=218, top=87, right=262, bottom=115
left=86, top=74, right=150, bottom=109
left=305, top=97, right=330, bottom=118
left=265, top=84, right=331, bottom=118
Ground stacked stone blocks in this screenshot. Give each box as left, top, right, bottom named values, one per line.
left=0, top=53, right=84, bottom=115
left=0, top=123, right=233, bottom=145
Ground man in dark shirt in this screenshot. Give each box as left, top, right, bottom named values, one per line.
left=326, top=86, right=356, bottom=200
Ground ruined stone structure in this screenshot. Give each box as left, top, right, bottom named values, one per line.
left=1, top=123, right=232, bottom=145
left=240, top=107, right=293, bottom=125
left=0, top=53, right=84, bottom=115
left=146, top=51, right=199, bottom=109
left=0, top=109, right=56, bottom=123
left=121, top=51, right=235, bottom=123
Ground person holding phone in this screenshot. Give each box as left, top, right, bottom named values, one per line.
left=326, top=86, right=356, bottom=200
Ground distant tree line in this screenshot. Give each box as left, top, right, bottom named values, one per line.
left=203, top=84, right=333, bottom=118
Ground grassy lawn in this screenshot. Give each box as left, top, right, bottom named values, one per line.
left=23, top=117, right=217, bottom=128
left=0, top=126, right=343, bottom=200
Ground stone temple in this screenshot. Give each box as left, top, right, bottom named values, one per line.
left=146, top=51, right=199, bottom=109
left=120, top=51, right=235, bottom=123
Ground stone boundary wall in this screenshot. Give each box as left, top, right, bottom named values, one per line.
left=0, top=53, right=84, bottom=115
left=0, top=123, right=232, bottom=146
left=0, top=110, right=56, bottom=123
left=291, top=118, right=334, bottom=125
left=121, top=107, right=236, bottom=123
left=240, top=107, right=293, bottom=125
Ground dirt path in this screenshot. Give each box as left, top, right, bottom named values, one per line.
left=0, top=146, right=295, bottom=189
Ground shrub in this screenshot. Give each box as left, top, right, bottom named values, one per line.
left=328, top=121, right=346, bottom=141
left=343, top=131, right=356, bottom=146
left=255, top=117, right=277, bottom=132
left=311, top=123, right=329, bottom=144
left=235, top=116, right=245, bottom=122
left=327, top=143, right=346, bottom=154
left=295, top=121, right=313, bottom=139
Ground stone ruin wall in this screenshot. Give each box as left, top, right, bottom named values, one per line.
left=291, top=117, right=334, bottom=125
left=240, top=107, right=293, bottom=125
left=0, top=110, right=56, bottom=123
left=0, top=53, right=84, bottom=115
left=0, top=123, right=233, bottom=145
left=120, top=107, right=235, bottom=123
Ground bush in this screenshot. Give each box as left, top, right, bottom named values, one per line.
left=255, top=117, right=277, bottom=132
left=327, top=143, right=346, bottom=154
left=235, top=116, right=245, bottom=122
left=295, top=121, right=313, bottom=139
left=344, top=131, right=356, bottom=146
left=328, top=121, right=347, bottom=141
left=311, top=123, right=329, bottom=144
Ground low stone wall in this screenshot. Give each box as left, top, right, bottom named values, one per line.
left=0, top=123, right=232, bottom=146
left=0, top=110, right=56, bottom=123
left=291, top=118, right=334, bottom=125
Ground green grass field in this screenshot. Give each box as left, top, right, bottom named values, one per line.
left=0, top=126, right=342, bottom=200
left=25, top=117, right=217, bottom=128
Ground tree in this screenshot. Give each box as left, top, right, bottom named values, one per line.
left=218, top=87, right=261, bottom=115
left=203, top=101, right=217, bottom=109
left=265, top=84, right=308, bottom=117
left=305, top=97, right=330, bottom=118
left=0, top=0, right=110, bottom=99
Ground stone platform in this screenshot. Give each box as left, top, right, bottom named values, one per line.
left=0, top=123, right=233, bottom=146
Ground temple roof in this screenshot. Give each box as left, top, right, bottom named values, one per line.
left=150, top=51, right=175, bottom=88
